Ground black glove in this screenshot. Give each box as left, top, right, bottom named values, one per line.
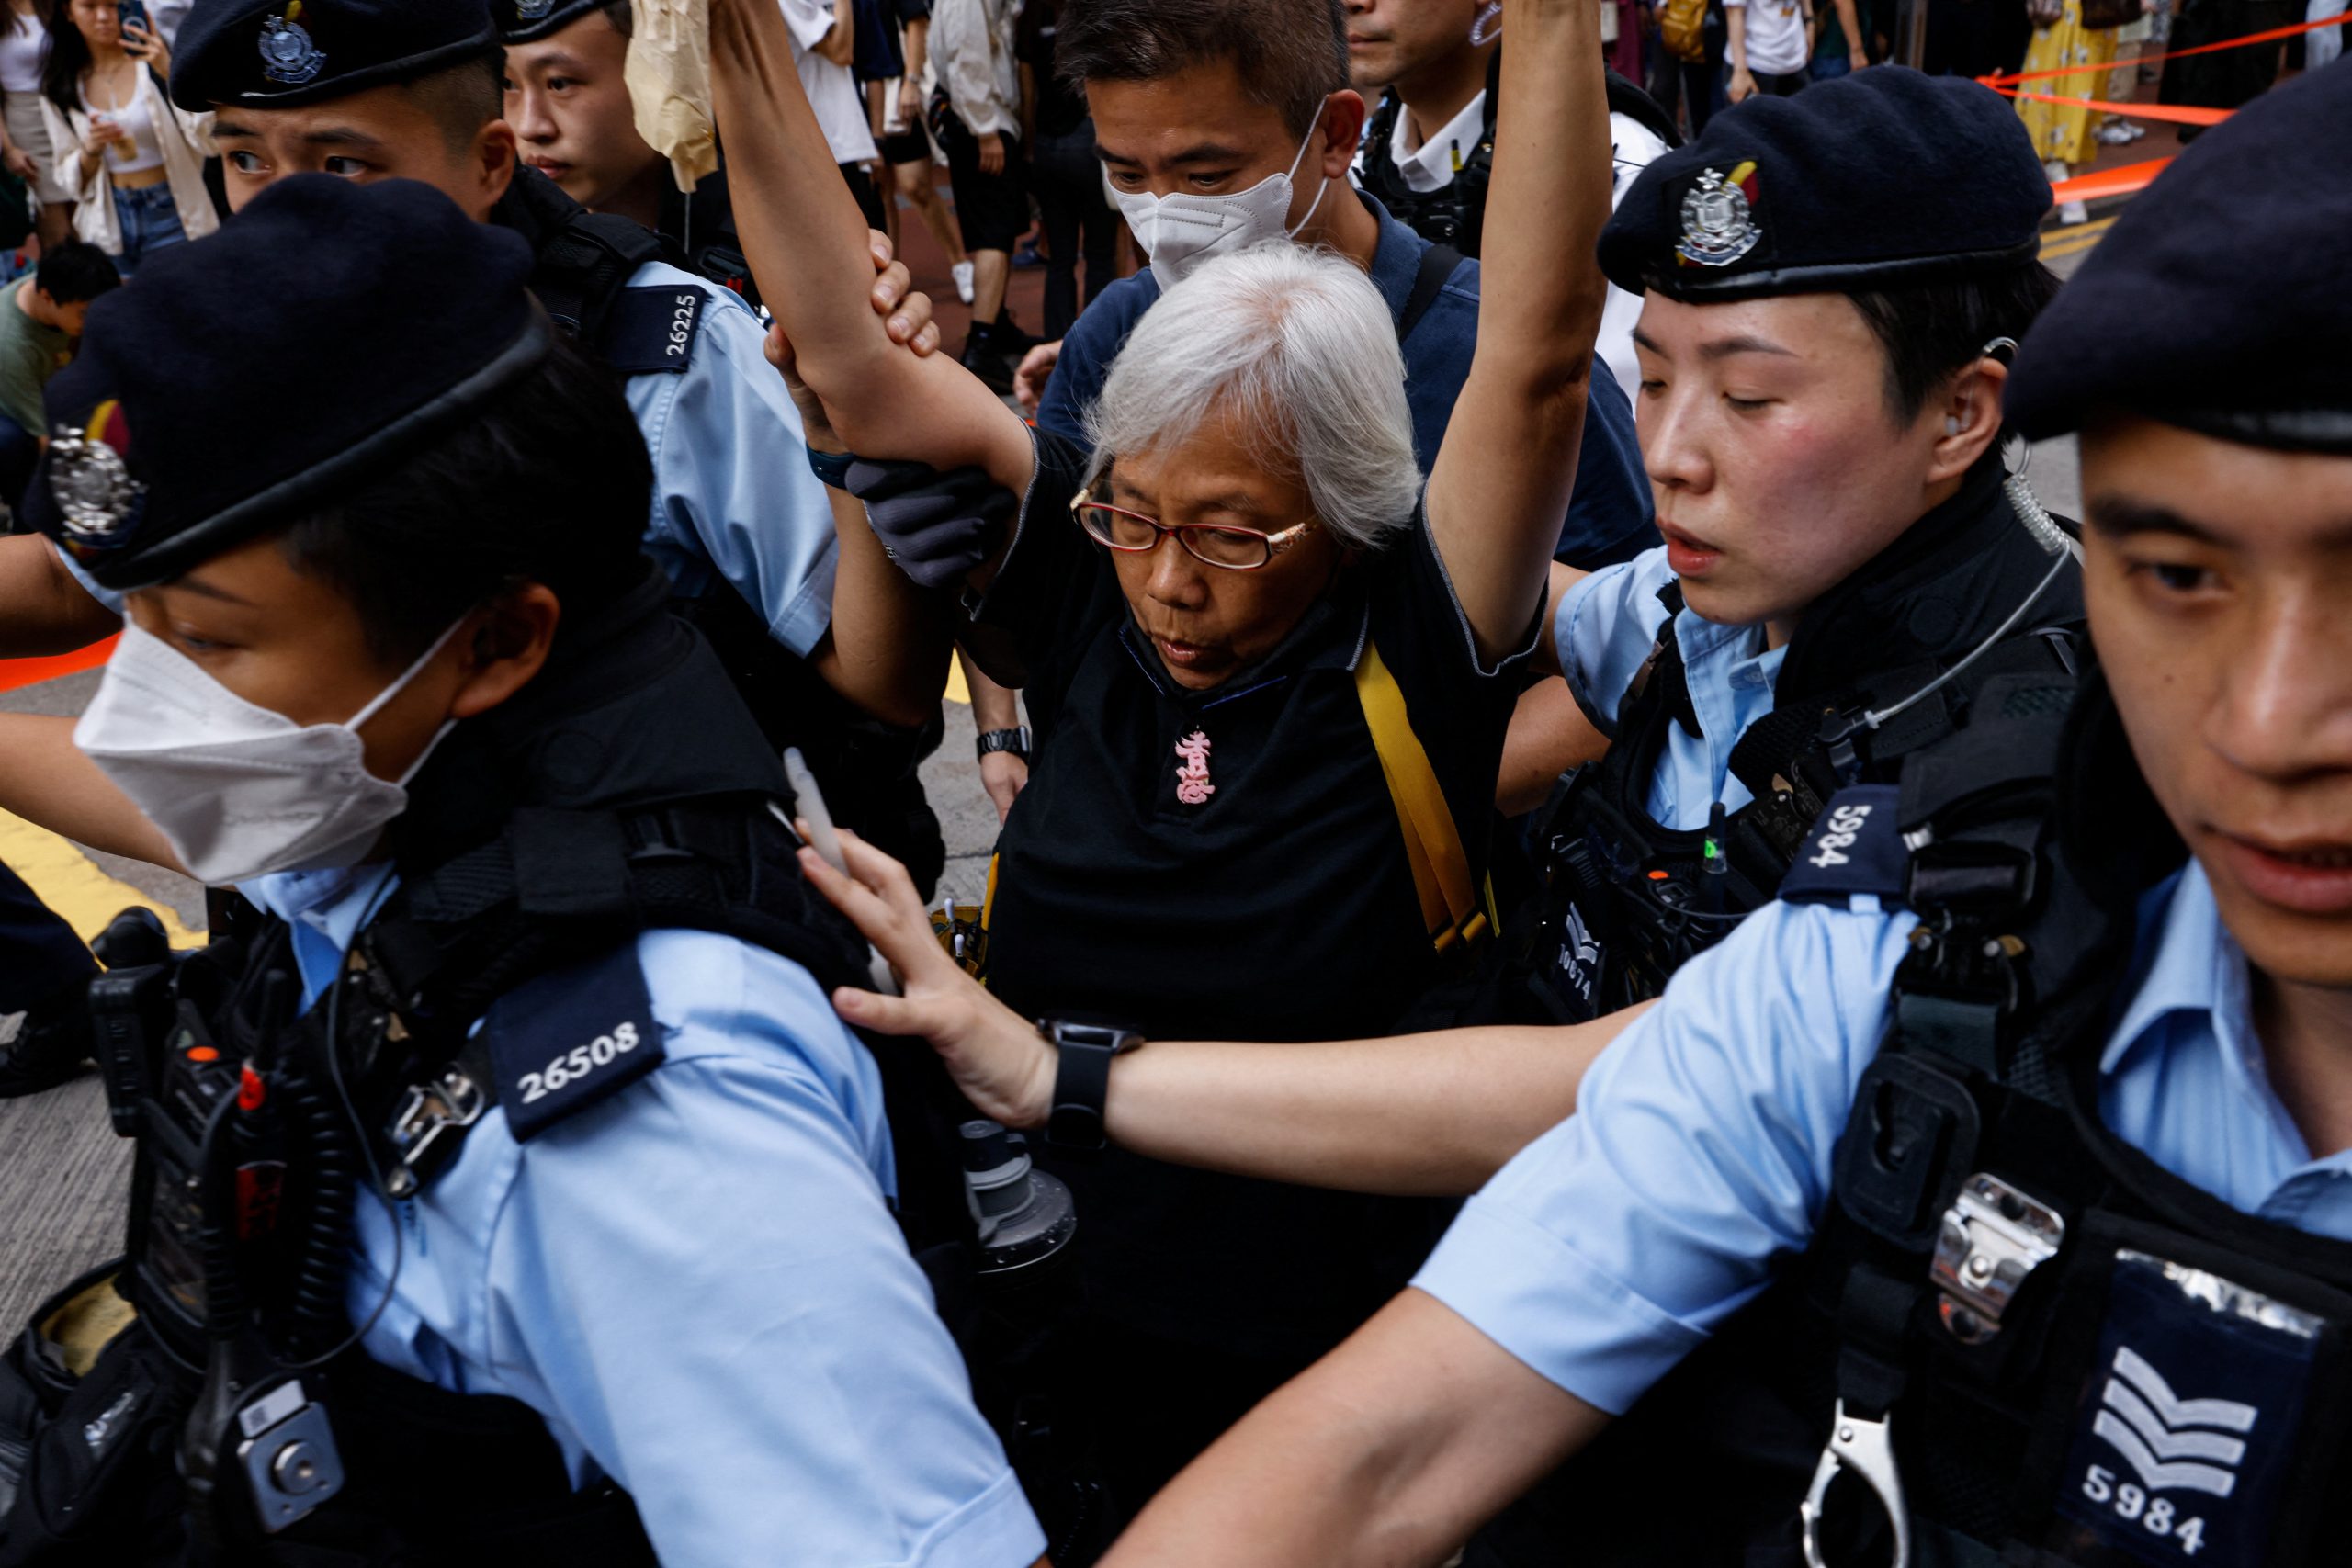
left=844, top=457, right=1021, bottom=591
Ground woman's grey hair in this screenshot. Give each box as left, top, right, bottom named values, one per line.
left=1081, top=243, right=1423, bottom=552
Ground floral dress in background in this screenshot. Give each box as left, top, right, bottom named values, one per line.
left=2018, top=0, right=2120, bottom=166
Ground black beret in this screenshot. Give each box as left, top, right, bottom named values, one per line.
left=495, top=0, right=614, bottom=45
left=1599, top=68, right=2049, bottom=302
left=170, top=0, right=498, bottom=111
left=2007, top=65, right=2352, bottom=453
left=28, top=176, right=550, bottom=591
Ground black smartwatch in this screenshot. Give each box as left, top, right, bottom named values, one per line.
left=1041, top=1019, right=1145, bottom=1151
left=976, top=726, right=1032, bottom=763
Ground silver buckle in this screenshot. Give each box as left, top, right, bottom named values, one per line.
left=1801, top=1401, right=1910, bottom=1568
left=381, top=1068, right=485, bottom=1198
left=1930, top=1172, right=2064, bottom=1345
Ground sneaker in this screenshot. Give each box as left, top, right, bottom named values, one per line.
left=2058, top=198, right=2089, bottom=225
left=0, top=980, right=94, bottom=1100
left=951, top=260, right=975, bottom=305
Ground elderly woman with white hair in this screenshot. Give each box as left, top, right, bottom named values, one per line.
left=707, top=0, right=1609, bottom=1510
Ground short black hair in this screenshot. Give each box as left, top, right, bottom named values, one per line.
left=278, top=332, right=653, bottom=662
left=401, top=51, right=508, bottom=155
left=600, top=0, right=632, bottom=38
left=1848, top=261, right=2063, bottom=428
left=34, top=242, right=121, bottom=307
left=1056, top=0, right=1348, bottom=139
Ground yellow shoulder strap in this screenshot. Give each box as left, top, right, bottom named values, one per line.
left=1354, top=639, right=1495, bottom=952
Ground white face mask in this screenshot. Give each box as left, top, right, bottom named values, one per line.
left=75, top=618, right=467, bottom=886
left=1110, top=113, right=1334, bottom=287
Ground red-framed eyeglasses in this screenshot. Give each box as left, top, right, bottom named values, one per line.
left=1069, top=486, right=1317, bottom=572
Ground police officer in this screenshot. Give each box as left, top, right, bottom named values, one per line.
left=172, top=0, right=958, bottom=891
left=1346, top=0, right=1677, bottom=399
left=1038, top=61, right=2352, bottom=1568
left=497, top=0, right=760, bottom=304
left=0, top=174, right=1045, bottom=1567
left=0, top=0, right=955, bottom=891
left=1494, top=67, right=2082, bottom=1026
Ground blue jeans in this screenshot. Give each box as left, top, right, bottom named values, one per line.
left=108, top=181, right=187, bottom=279
left=1811, top=51, right=1853, bottom=79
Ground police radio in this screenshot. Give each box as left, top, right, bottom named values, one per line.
left=92, top=907, right=352, bottom=1540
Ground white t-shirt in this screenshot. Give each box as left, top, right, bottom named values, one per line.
left=1726, top=0, right=1811, bottom=77
left=779, top=0, right=879, bottom=166
left=0, top=12, right=45, bottom=96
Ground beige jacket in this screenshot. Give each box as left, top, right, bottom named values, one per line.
left=40, top=67, right=217, bottom=254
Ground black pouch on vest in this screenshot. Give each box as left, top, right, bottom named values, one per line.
left=0, top=1266, right=189, bottom=1566
left=2016, top=1211, right=2352, bottom=1568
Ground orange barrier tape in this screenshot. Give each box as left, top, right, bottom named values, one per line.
left=1978, top=10, right=2349, bottom=87
left=0, top=634, right=116, bottom=695
left=1992, top=86, right=2233, bottom=124
left=2050, top=155, right=2173, bottom=202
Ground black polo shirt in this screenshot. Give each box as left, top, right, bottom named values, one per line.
left=979, top=430, right=1536, bottom=1360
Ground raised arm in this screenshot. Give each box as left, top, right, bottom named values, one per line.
left=0, top=713, right=183, bottom=871
left=1424, top=0, right=1612, bottom=665
left=799, top=831, right=1648, bottom=1196
left=708, top=0, right=1031, bottom=493
left=0, top=536, right=123, bottom=658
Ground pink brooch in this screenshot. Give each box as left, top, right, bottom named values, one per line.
left=1173, top=729, right=1216, bottom=805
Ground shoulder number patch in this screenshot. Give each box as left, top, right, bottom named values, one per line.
left=1775, top=784, right=1907, bottom=905
left=483, top=946, right=667, bottom=1142
left=601, top=286, right=706, bottom=377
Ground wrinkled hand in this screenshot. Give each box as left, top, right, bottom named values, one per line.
left=978, top=751, right=1029, bottom=823
left=977, top=131, right=1005, bottom=176
left=1012, top=340, right=1060, bottom=415
left=798, top=831, right=1057, bottom=1129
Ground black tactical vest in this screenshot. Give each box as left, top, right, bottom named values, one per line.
left=0, top=573, right=978, bottom=1566
left=1360, top=61, right=1679, bottom=258
left=493, top=169, right=948, bottom=896
left=1474, top=668, right=2352, bottom=1568
left=1515, top=459, right=2084, bottom=1023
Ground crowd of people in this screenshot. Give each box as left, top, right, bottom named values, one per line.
left=0, top=0, right=2338, bottom=1564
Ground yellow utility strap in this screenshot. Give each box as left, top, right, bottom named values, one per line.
left=1354, top=640, right=1495, bottom=952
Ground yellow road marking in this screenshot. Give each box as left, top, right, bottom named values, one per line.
left=2040, top=216, right=2119, bottom=260
left=0, top=809, right=203, bottom=949
left=944, top=658, right=969, bottom=705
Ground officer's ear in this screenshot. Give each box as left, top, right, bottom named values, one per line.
left=470, top=116, right=521, bottom=218
left=1926, top=355, right=2007, bottom=485
left=447, top=582, right=560, bottom=720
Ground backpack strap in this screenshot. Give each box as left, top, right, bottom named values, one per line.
left=1396, top=243, right=1464, bottom=345
left=1355, top=637, right=1496, bottom=953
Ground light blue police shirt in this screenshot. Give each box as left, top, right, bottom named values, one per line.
left=628, top=260, right=841, bottom=660
left=1554, top=543, right=1786, bottom=830
left=1414, top=860, right=2352, bottom=1418
left=237, top=863, right=1046, bottom=1568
